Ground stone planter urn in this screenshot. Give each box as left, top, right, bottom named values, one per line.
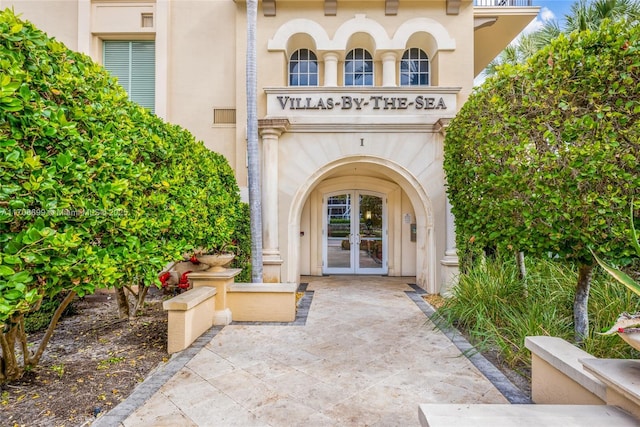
left=196, top=253, right=235, bottom=272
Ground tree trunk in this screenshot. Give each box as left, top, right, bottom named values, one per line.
left=516, top=251, right=528, bottom=297
left=246, top=0, right=263, bottom=283
left=115, top=287, right=130, bottom=319
left=574, top=263, right=593, bottom=344
left=516, top=251, right=527, bottom=280
left=27, top=290, right=77, bottom=368
left=0, top=318, right=22, bottom=382
left=131, top=285, right=149, bottom=316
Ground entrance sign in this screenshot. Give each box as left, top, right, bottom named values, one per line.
left=265, top=87, right=460, bottom=122
left=276, top=94, right=447, bottom=111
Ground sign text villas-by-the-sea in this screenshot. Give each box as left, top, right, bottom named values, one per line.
left=276, top=95, right=447, bottom=111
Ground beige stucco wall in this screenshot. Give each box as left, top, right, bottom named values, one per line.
left=3, top=0, right=80, bottom=50
left=531, top=353, right=606, bottom=405
left=168, top=1, right=238, bottom=165
left=92, top=2, right=155, bottom=35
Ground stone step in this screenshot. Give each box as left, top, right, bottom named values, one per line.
left=418, top=404, right=639, bottom=427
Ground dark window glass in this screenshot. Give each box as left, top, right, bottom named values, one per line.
left=289, top=49, right=318, bottom=86
left=400, top=48, right=429, bottom=86
left=344, top=48, right=373, bottom=86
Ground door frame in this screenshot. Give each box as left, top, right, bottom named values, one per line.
left=322, top=189, right=388, bottom=275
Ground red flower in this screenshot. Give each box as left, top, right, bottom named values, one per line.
left=178, top=271, right=192, bottom=289
left=159, top=271, right=171, bottom=288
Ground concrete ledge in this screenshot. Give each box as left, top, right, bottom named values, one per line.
left=162, top=286, right=217, bottom=311
left=163, top=286, right=217, bottom=354
left=583, top=358, right=640, bottom=420
left=229, top=283, right=298, bottom=293
left=418, top=404, right=639, bottom=427
left=525, top=336, right=606, bottom=404
left=227, top=282, right=297, bottom=322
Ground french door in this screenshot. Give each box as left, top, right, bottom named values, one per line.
left=323, top=191, right=387, bottom=275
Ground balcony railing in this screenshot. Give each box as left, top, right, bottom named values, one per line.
left=475, top=0, right=533, bottom=6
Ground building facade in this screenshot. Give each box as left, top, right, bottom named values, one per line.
left=4, top=0, right=538, bottom=293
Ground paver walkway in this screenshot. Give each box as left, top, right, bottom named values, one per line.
left=95, top=276, right=526, bottom=427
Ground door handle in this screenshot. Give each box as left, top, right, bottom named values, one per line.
left=349, top=233, right=353, bottom=244
left=356, top=234, right=361, bottom=244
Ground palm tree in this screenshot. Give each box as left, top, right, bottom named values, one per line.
left=486, top=0, right=640, bottom=75
left=246, top=0, right=263, bottom=282
left=565, top=0, right=640, bottom=31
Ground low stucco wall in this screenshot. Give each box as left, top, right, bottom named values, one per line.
left=525, top=336, right=606, bottom=405
left=227, top=283, right=297, bottom=322
left=163, top=286, right=217, bottom=354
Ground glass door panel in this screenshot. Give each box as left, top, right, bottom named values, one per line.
left=323, top=191, right=387, bottom=275
left=358, top=194, right=384, bottom=273
left=325, top=193, right=352, bottom=271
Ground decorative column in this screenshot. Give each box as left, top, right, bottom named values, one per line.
left=323, top=52, right=339, bottom=86
left=258, top=119, right=289, bottom=283
left=437, top=118, right=458, bottom=295
left=381, top=52, right=397, bottom=87
left=440, top=196, right=459, bottom=295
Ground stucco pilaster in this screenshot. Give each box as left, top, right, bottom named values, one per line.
left=155, top=0, right=170, bottom=120
left=258, top=118, right=289, bottom=282
left=77, top=0, right=91, bottom=55
left=440, top=195, right=459, bottom=295
left=444, top=197, right=457, bottom=257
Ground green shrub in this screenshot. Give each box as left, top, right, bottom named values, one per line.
left=0, top=9, right=247, bottom=381
left=230, top=203, right=252, bottom=283
left=329, top=218, right=350, bottom=224
left=445, top=20, right=639, bottom=267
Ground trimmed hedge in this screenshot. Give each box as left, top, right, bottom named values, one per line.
left=445, top=20, right=640, bottom=267
left=0, top=10, right=246, bottom=379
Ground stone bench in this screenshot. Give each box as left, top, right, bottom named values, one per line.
left=162, top=286, right=217, bottom=354
left=418, top=403, right=638, bottom=426
left=525, top=336, right=606, bottom=404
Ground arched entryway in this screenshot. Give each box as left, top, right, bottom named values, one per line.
left=286, top=156, right=438, bottom=292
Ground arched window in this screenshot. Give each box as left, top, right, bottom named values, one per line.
left=344, top=48, right=373, bottom=86
left=400, top=48, right=429, bottom=86
left=289, top=49, right=318, bottom=86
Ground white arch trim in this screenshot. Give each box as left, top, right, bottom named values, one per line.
left=331, top=14, right=391, bottom=50
left=392, top=18, right=456, bottom=51
left=269, top=16, right=456, bottom=53
left=286, top=156, right=438, bottom=292
left=268, top=18, right=331, bottom=51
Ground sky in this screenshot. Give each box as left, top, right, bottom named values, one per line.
left=474, top=0, right=575, bottom=84
left=528, top=0, right=575, bottom=32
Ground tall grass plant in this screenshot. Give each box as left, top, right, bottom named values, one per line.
left=438, top=255, right=640, bottom=372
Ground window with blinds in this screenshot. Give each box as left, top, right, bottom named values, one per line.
left=103, top=41, right=155, bottom=113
